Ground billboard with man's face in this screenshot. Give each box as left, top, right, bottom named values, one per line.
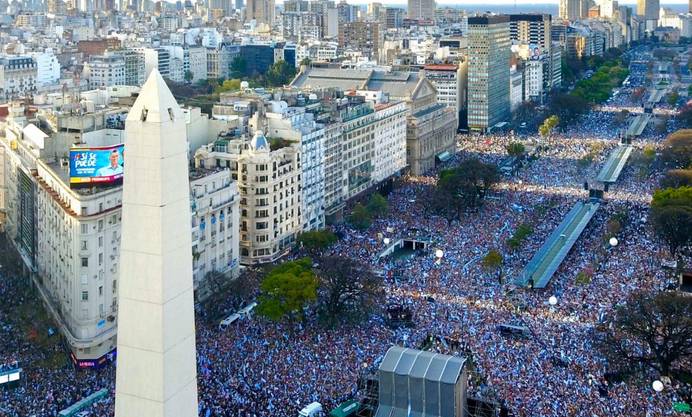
left=69, top=144, right=125, bottom=184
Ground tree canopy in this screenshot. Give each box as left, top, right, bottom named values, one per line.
left=315, top=256, right=383, bottom=325
left=650, top=186, right=692, bottom=255
left=348, top=203, right=372, bottom=230
left=256, top=258, right=318, bottom=322
left=661, top=169, right=692, bottom=188
left=366, top=193, right=388, bottom=218
left=600, top=291, right=692, bottom=377
left=297, top=230, right=338, bottom=254
left=539, top=115, right=560, bottom=138
left=505, top=142, right=526, bottom=157
left=431, top=159, right=500, bottom=220
left=661, top=130, right=692, bottom=168
left=482, top=249, right=503, bottom=271
left=265, top=60, right=297, bottom=87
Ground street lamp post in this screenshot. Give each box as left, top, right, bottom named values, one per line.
left=652, top=380, right=664, bottom=392
left=435, top=249, right=444, bottom=265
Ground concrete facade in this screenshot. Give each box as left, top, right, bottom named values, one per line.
left=115, top=70, right=198, bottom=417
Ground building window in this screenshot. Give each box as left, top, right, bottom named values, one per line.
left=81, top=258, right=88, bottom=267
left=81, top=291, right=89, bottom=301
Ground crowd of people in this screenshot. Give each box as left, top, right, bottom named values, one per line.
left=0, top=60, right=687, bottom=417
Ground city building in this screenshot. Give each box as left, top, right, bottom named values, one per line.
left=509, top=14, right=551, bottom=53
left=637, top=0, right=659, bottom=31
left=338, top=21, right=382, bottom=61
left=194, top=131, right=302, bottom=265
left=407, top=0, right=435, bottom=21
left=189, top=168, right=240, bottom=300
left=0, top=104, right=127, bottom=366
left=422, top=63, right=466, bottom=127
left=385, top=7, right=406, bottom=29
left=467, top=15, right=511, bottom=131
left=246, top=0, right=275, bottom=25
left=262, top=102, right=326, bottom=231
left=84, top=53, right=126, bottom=89
left=0, top=55, right=37, bottom=100
left=113, top=49, right=146, bottom=87
left=31, top=50, right=61, bottom=87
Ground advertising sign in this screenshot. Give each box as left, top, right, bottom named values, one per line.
left=69, top=145, right=124, bottom=185
left=529, top=44, right=542, bottom=60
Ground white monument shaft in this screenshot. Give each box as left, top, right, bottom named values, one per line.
left=115, top=69, right=199, bottom=417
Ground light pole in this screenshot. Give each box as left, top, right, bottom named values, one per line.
left=435, top=249, right=444, bottom=265
left=652, top=380, right=664, bottom=392
left=548, top=295, right=558, bottom=314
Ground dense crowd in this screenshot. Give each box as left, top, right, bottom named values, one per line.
left=0, top=62, right=687, bottom=417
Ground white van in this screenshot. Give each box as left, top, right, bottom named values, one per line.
left=218, top=313, right=241, bottom=330
left=238, top=302, right=258, bottom=317
left=298, top=402, right=323, bottom=417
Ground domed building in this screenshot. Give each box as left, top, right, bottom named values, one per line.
left=194, top=129, right=302, bottom=265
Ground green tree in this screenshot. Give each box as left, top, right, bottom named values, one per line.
left=661, top=169, right=692, bottom=188
left=265, top=60, right=297, bottom=87
left=505, top=142, right=525, bottom=157
left=506, top=223, right=533, bottom=250
left=215, top=78, right=242, bottom=93
left=614, top=109, right=630, bottom=124
left=230, top=57, right=247, bottom=78
left=482, top=249, right=503, bottom=284
left=539, top=115, right=560, bottom=138
left=661, top=130, right=692, bottom=168
left=367, top=193, right=388, bottom=218
left=678, top=104, right=692, bottom=129
left=432, top=159, right=500, bottom=220
left=600, top=291, right=692, bottom=377
left=315, top=256, right=383, bottom=324
left=184, top=70, right=193, bottom=83
left=667, top=90, right=680, bottom=107
left=297, top=230, right=338, bottom=254
left=256, top=258, right=318, bottom=322
left=650, top=186, right=692, bottom=255
left=348, top=203, right=372, bottom=230
left=300, top=57, right=311, bottom=66
left=482, top=249, right=503, bottom=270
left=549, top=94, right=590, bottom=123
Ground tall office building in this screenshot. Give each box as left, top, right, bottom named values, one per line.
left=246, top=0, right=275, bottom=25
left=115, top=70, right=199, bottom=417
left=637, top=0, right=659, bottom=31
left=407, top=0, right=434, bottom=20
left=637, top=0, right=659, bottom=18
left=467, top=15, right=511, bottom=131
left=558, top=0, right=592, bottom=21
left=509, top=14, right=551, bottom=52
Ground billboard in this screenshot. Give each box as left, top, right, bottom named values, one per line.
left=69, top=144, right=124, bottom=185
left=529, top=44, right=542, bottom=60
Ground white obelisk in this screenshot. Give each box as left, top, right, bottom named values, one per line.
left=115, top=69, right=199, bottom=417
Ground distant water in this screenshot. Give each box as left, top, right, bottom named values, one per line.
left=358, top=3, right=689, bottom=16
